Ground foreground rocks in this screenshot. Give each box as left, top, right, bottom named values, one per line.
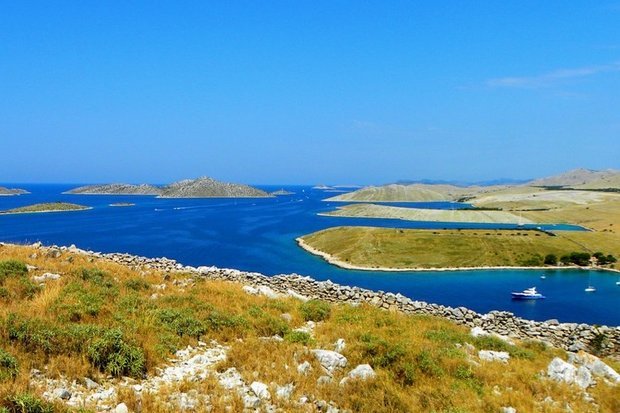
left=23, top=242, right=620, bottom=356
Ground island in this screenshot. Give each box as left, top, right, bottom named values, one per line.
left=270, top=189, right=296, bottom=196
left=65, top=183, right=162, bottom=195
left=0, top=202, right=91, bottom=215
left=65, top=177, right=272, bottom=198
left=299, top=168, right=620, bottom=270
left=0, top=186, right=29, bottom=196
left=109, top=202, right=135, bottom=207
left=159, top=177, right=271, bottom=198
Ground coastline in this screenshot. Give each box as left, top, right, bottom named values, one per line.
left=295, top=237, right=620, bottom=274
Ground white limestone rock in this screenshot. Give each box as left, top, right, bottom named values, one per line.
left=250, top=381, right=271, bottom=400
left=334, top=338, right=346, bottom=353
left=297, top=361, right=312, bottom=375
left=347, top=364, right=376, bottom=380
left=311, top=349, right=348, bottom=375
left=478, top=350, right=510, bottom=363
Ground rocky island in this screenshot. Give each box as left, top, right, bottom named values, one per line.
left=65, top=177, right=271, bottom=198
left=0, top=202, right=91, bottom=215
left=271, top=189, right=296, bottom=196
left=159, top=177, right=271, bottom=198
left=0, top=186, right=29, bottom=196
left=65, top=183, right=162, bottom=195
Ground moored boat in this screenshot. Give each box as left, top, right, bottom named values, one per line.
left=511, top=286, right=545, bottom=300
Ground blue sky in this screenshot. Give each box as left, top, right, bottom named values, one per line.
left=1, top=1, right=619, bottom=185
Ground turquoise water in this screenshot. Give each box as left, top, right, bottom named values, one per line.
left=1, top=184, right=618, bottom=326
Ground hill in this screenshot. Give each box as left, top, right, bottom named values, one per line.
left=0, top=186, right=28, bottom=196
left=66, top=184, right=162, bottom=195
left=529, top=168, right=620, bottom=189
left=159, top=177, right=271, bottom=198
left=325, top=184, right=475, bottom=202
left=0, top=243, right=618, bottom=412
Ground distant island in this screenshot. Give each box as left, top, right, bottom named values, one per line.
left=109, top=202, right=135, bottom=207
left=65, top=177, right=272, bottom=198
left=271, top=189, right=295, bottom=196
left=0, top=186, right=29, bottom=196
left=67, top=184, right=161, bottom=195
left=0, top=202, right=91, bottom=215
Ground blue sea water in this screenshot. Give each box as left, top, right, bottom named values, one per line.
left=1, top=184, right=618, bottom=326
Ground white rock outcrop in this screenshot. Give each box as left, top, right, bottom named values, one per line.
left=311, top=350, right=348, bottom=375
left=478, top=350, right=510, bottom=363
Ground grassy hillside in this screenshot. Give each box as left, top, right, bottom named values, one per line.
left=0, top=203, right=90, bottom=215
left=0, top=244, right=617, bottom=412
left=299, top=227, right=620, bottom=269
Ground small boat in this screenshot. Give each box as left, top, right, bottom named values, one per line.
left=540, top=275, right=546, bottom=279
left=585, top=286, right=596, bottom=292
left=616, top=280, right=620, bottom=286
left=511, top=287, right=545, bottom=300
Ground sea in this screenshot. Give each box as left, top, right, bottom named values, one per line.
left=1, top=184, right=619, bottom=326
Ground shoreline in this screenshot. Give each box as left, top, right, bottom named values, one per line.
left=296, top=237, right=620, bottom=274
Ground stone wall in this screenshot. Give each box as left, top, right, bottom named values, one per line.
left=42, top=244, right=620, bottom=356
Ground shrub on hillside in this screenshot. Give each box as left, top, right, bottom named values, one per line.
left=299, top=299, right=331, bottom=322
left=87, top=329, right=145, bottom=378
left=157, top=308, right=206, bottom=338
left=0, top=349, right=19, bottom=382
left=124, top=278, right=150, bottom=291
left=0, top=260, right=28, bottom=283
left=544, top=254, right=558, bottom=265
left=1, top=393, right=55, bottom=413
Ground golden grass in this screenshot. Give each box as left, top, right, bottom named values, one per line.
left=0, top=243, right=617, bottom=412
left=299, top=226, right=618, bottom=269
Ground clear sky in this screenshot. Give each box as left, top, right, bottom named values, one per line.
left=1, top=1, right=619, bottom=185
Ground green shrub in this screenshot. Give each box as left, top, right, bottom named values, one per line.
left=79, top=268, right=114, bottom=288
left=205, top=310, right=247, bottom=332
left=52, top=282, right=104, bottom=322
left=5, top=314, right=101, bottom=355
left=245, top=305, right=290, bottom=337
left=2, top=393, right=54, bottom=413
left=284, top=330, right=313, bottom=345
left=415, top=350, right=444, bottom=377
left=299, top=300, right=331, bottom=322
left=0, top=260, right=28, bottom=284
left=544, top=254, right=558, bottom=265
left=124, top=278, right=150, bottom=291
left=472, top=335, right=533, bottom=359
left=0, top=349, right=19, bottom=382
left=157, top=308, right=206, bottom=338
left=87, top=329, right=145, bottom=378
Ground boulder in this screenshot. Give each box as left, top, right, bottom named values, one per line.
left=568, top=351, right=620, bottom=384
left=275, top=383, right=294, bottom=400
left=334, top=338, right=346, bottom=353
left=297, top=361, right=312, bottom=375
left=311, top=349, right=348, bottom=375
left=115, top=403, right=129, bottom=413
left=250, top=381, right=271, bottom=400
left=478, top=350, right=510, bottom=363
left=547, top=357, right=577, bottom=385
left=347, top=364, right=376, bottom=380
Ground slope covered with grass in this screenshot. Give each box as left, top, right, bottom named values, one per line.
left=0, top=244, right=618, bottom=412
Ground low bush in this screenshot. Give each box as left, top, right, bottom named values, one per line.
left=284, top=330, right=313, bottom=345
left=415, top=350, right=444, bottom=377
left=157, top=308, right=206, bottom=339
left=0, top=260, right=28, bottom=283
left=87, top=329, right=145, bottom=378
left=247, top=306, right=290, bottom=337
left=124, top=278, right=150, bottom=291
left=1, top=393, right=55, bottom=413
left=0, top=348, right=19, bottom=382
left=299, top=299, right=331, bottom=322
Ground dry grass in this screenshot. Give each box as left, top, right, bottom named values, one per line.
left=299, top=226, right=619, bottom=269
left=0, top=243, right=617, bottom=412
